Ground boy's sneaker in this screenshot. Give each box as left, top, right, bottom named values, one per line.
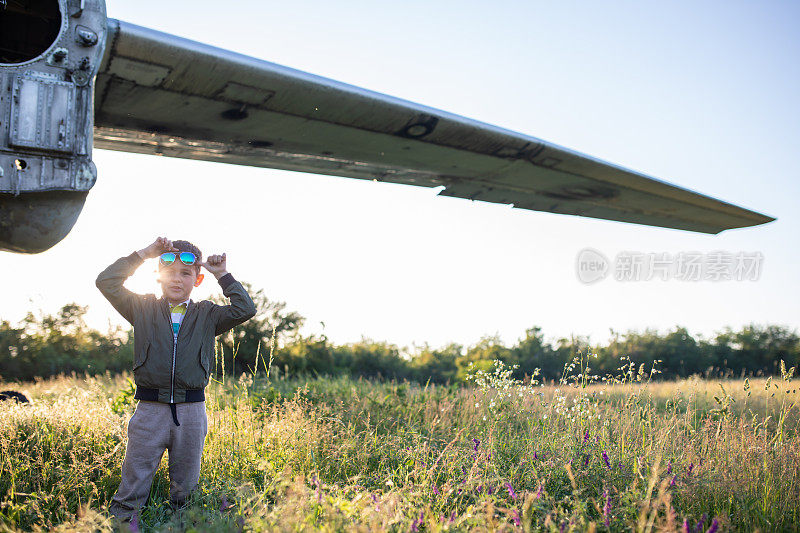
left=109, top=512, right=139, bottom=533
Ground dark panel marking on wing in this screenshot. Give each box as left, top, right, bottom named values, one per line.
left=146, top=124, right=171, bottom=134
left=247, top=139, right=273, bottom=148
left=541, top=185, right=619, bottom=201
left=397, top=114, right=439, bottom=139
left=221, top=106, right=248, bottom=121
left=215, top=81, right=275, bottom=107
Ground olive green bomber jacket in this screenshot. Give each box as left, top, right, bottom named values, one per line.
left=96, top=252, right=257, bottom=406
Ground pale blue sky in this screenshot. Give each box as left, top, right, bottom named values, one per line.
left=1, top=1, right=798, bottom=351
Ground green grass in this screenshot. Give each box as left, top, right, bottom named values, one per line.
left=0, top=363, right=798, bottom=532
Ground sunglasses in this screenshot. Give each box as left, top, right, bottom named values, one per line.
left=159, top=251, right=197, bottom=266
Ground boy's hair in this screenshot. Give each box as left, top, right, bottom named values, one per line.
left=163, top=240, right=202, bottom=273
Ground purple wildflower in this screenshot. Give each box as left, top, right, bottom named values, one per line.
left=411, top=511, right=424, bottom=532
left=706, top=519, right=719, bottom=533
left=129, top=513, right=139, bottom=533
left=512, top=509, right=521, bottom=527
left=472, top=438, right=481, bottom=451
left=449, top=510, right=456, bottom=523
left=487, top=452, right=493, bottom=461
left=694, top=513, right=708, bottom=533
left=433, top=485, right=440, bottom=496
left=487, top=485, right=494, bottom=495
left=603, top=490, right=612, bottom=527
left=669, top=474, right=677, bottom=487
left=559, top=521, right=567, bottom=533
left=667, top=461, right=672, bottom=475
left=477, top=484, right=483, bottom=493
left=220, top=495, right=233, bottom=511
left=312, top=475, right=323, bottom=502
left=534, top=484, right=544, bottom=499
left=688, top=463, right=694, bottom=475
left=683, top=519, right=691, bottom=533
left=457, top=488, right=463, bottom=494
left=602, top=451, right=611, bottom=469
left=533, top=452, right=539, bottom=460
left=505, top=482, right=518, bottom=499
left=583, top=455, right=590, bottom=467
left=583, top=429, right=590, bottom=443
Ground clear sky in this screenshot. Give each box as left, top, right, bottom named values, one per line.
left=1, top=0, right=798, bottom=352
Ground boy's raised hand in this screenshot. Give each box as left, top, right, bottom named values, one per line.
left=201, top=253, right=229, bottom=279
left=137, top=237, right=178, bottom=260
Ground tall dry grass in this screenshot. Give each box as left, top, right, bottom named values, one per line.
left=0, top=362, right=798, bottom=532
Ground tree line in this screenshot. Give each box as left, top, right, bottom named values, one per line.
left=1, top=284, right=797, bottom=383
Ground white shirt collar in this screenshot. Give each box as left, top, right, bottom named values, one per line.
left=169, top=298, right=191, bottom=308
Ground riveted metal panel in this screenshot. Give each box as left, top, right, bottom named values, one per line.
left=10, top=73, right=76, bottom=153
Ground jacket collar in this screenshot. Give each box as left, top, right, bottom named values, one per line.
left=159, top=295, right=192, bottom=306
left=159, top=296, right=198, bottom=335
left=159, top=296, right=195, bottom=317
left=168, top=298, right=191, bottom=309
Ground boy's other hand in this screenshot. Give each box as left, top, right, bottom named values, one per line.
left=201, top=253, right=229, bottom=279
left=137, top=237, right=178, bottom=260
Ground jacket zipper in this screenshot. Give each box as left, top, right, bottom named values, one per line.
left=167, top=301, right=192, bottom=403
left=170, top=332, right=177, bottom=403
left=166, top=300, right=189, bottom=403
left=166, top=301, right=176, bottom=403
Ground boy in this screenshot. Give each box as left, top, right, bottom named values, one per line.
left=96, top=237, right=256, bottom=522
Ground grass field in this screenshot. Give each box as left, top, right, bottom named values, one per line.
left=0, top=357, right=798, bottom=532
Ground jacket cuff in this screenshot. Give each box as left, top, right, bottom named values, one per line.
left=126, top=251, right=144, bottom=266
left=218, top=272, right=236, bottom=290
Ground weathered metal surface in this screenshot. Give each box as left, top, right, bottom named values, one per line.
left=0, top=191, right=87, bottom=253
left=1, top=3, right=777, bottom=255
left=93, top=19, right=774, bottom=235
left=0, top=0, right=107, bottom=252
left=10, top=73, right=76, bottom=154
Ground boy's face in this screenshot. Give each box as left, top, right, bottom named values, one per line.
left=158, top=262, right=199, bottom=304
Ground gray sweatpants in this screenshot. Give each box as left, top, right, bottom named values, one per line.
left=108, top=400, right=208, bottom=521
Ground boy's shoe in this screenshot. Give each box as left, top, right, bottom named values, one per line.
left=110, top=513, right=139, bottom=533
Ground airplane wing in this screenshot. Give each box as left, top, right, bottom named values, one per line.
left=93, top=20, right=774, bottom=234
